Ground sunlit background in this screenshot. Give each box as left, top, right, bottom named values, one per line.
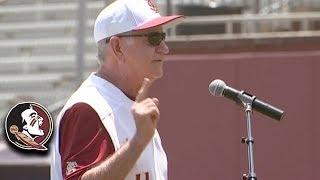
left=0, top=0, right=319, bottom=179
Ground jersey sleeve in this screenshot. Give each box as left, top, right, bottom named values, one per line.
left=58, top=102, right=115, bottom=180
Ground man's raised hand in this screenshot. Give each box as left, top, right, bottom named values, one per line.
left=131, top=78, right=160, bottom=145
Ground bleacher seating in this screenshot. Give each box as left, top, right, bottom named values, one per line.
left=0, top=0, right=106, bottom=129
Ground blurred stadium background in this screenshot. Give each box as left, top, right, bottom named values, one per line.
left=0, top=0, right=319, bottom=179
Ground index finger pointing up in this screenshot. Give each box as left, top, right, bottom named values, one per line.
left=135, top=78, right=153, bottom=102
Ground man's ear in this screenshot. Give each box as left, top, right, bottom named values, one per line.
left=109, top=36, right=125, bottom=62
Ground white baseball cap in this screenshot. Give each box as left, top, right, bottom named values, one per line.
left=94, top=0, right=185, bottom=43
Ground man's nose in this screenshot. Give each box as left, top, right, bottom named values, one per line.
left=156, top=41, right=169, bottom=55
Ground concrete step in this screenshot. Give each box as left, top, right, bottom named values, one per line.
left=0, top=1, right=104, bottom=14
left=0, top=1, right=105, bottom=22
left=0, top=71, right=91, bottom=120
left=0, top=20, right=94, bottom=39
left=0, top=141, right=50, bottom=165
left=0, top=54, right=98, bottom=73
left=0, top=20, right=94, bottom=32
left=0, top=88, right=73, bottom=106
left=0, top=72, right=73, bottom=91
left=0, top=37, right=96, bottom=57
left=0, top=70, right=93, bottom=91
left=1, top=0, right=102, bottom=6
left=0, top=86, right=75, bottom=120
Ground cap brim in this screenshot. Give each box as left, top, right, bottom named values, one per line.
left=134, top=15, right=185, bottom=31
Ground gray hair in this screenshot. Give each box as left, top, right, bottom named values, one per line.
left=97, top=38, right=107, bottom=64
left=96, top=34, right=135, bottom=64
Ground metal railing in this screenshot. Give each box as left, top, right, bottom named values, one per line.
left=172, top=11, right=320, bottom=38
left=0, top=12, right=319, bottom=41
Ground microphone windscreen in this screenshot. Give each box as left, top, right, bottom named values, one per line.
left=209, top=79, right=226, bottom=96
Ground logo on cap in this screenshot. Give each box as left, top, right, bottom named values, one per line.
left=4, top=102, right=53, bottom=151
left=146, top=0, right=159, bottom=13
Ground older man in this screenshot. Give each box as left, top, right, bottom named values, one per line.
left=51, top=0, right=184, bottom=179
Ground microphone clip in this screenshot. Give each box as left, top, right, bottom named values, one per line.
left=238, top=91, right=256, bottom=112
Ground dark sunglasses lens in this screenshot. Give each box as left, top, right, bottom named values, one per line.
left=148, top=32, right=165, bottom=46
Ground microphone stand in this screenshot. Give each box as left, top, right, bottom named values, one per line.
left=238, top=91, right=257, bottom=180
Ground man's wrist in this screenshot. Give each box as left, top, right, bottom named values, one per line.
left=132, top=133, right=152, bottom=150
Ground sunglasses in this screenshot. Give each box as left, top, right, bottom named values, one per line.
left=108, top=32, right=166, bottom=46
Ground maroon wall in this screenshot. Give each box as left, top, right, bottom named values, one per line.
left=151, top=51, right=320, bottom=180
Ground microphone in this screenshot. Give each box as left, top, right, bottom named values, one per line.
left=209, top=79, right=284, bottom=121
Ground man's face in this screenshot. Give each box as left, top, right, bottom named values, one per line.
left=21, top=108, right=44, bottom=136
left=120, top=26, right=169, bottom=83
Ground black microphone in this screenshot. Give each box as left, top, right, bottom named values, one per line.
left=209, top=79, right=284, bottom=121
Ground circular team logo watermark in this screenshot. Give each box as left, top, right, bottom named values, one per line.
left=4, top=102, right=53, bottom=151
